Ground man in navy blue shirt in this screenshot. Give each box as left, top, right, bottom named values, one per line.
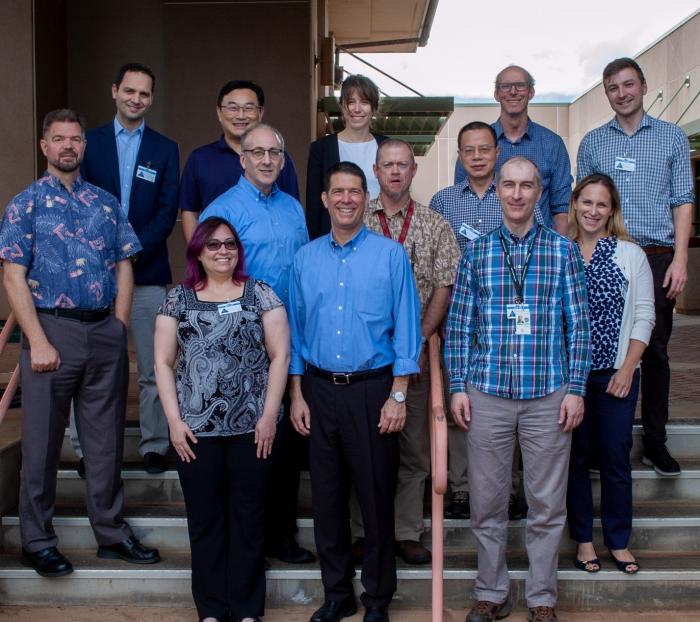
left=180, top=80, right=300, bottom=241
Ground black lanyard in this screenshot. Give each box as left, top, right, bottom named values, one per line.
left=498, top=225, right=540, bottom=304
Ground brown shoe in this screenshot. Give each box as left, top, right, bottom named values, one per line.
left=527, top=606, right=557, bottom=622
left=396, top=540, right=431, bottom=564
left=466, top=593, right=512, bottom=621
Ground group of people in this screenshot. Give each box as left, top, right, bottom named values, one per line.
left=0, top=53, right=693, bottom=622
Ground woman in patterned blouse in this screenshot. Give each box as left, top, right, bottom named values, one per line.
left=154, top=216, right=290, bottom=622
left=566, top=174, right=655, bottom=575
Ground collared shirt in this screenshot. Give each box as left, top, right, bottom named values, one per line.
left=576, top=113, right=694, bottom=247
left=429, top=177, right=544, bottom=254
left=199, top=176, right=308, bottom=307
left=113, top=117, right=144, bottom=215
left=288, top=225, right=421, bottom=376
left=179, top=135, right=300, bottom=214
left=454, top=119, right=573, bottom=227
left=365, top=197, right=459, bottom=311
left=446, top=223, right=590, bottom=399
left=0, top=173, right=141, bottom=309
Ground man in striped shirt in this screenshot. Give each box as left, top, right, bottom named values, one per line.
left=446, top=157, right=590, bottom=622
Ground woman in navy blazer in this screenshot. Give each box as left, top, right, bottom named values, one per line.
left=305, top=74, right=388, bottom=240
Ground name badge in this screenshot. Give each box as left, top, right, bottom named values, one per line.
left=506, top=304, right=531, bottom=335
left=217, top=301, right=242, bottom=316
left=614, top=157, right=636, bottom=172
left=136, top=165, right=157, bottom=183
left=459, top=223, right=481, bottom=240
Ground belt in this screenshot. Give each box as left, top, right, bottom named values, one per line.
left=643, top=245, right=673, bottom=256
left=306, top=364, right=392, bottom=385
left=37, top=307, right=111, bottom=323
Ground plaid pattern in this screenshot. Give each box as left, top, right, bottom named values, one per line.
left=446, top=224, right=591, bottom=399
left=576, top=113, right=694, bottom=247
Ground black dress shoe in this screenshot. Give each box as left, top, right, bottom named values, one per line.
left=144, top=451, right=168, bottom=474
left=309, top=595, right=357, bottom=622
left=21, top=546, right=73, bottom=577
left=77, top=457, right=86, bottom=479
left=97, top=536, right=160, bottom=564
left=363, top=605, right=389, bottom=622
left=271, top=535, right=315, bottom=564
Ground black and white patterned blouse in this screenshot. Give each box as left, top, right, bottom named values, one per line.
left=158, top=279, right=283, bottom=436
left=583, top=236, right=627, bottom=371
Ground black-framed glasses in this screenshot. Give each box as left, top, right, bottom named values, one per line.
left=243, top=147, right=284, bottom=161
left=205, top=238, right=238, bottom=251
left=496, top=81, right=530, bottom=93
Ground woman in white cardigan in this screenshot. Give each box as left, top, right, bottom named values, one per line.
left=566, top=173, right=654, bottom=575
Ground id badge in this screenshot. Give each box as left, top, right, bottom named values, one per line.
left=614, top=157, right=636, bottom=172
left=136, top=165, right=157, bottom=183
left=506, top=304, right=531, bottom=335
left=459, top=222, right=481, bottom=241
left=217, top=301, right=242, bottom=316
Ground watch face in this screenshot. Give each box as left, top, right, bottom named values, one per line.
left=392, top=391, right=406, bottom=403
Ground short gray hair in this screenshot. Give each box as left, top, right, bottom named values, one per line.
left=495, top=64, right=535, bottom=88
left=240, top=123, right=285, bottom=151
left=496, top=156, right=542, bottom=189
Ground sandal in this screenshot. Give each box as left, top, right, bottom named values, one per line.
left=573, top=556, right=601, bottom=573
left=608, top=549, right=640, bottom=574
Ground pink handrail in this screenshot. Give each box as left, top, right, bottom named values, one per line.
left=0, top=313, right=19, bottom=425
left=428, top=333, right=448, bottom=622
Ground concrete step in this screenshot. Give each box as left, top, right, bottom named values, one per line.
left=1, top=550, right=699, bottom=609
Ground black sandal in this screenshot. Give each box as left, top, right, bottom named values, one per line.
left=573, top=556, right=601, bottom=573
left=608, top=549, right=640, bottom=574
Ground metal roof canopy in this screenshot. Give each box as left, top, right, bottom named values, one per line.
left=319, top=96, right=454, bottom=156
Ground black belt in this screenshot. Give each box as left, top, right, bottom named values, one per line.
left=643, top=245, right=673, bottom=256
left=306, top=364, right=391, bottom=386
left=37, top=307, right=111, bottom=323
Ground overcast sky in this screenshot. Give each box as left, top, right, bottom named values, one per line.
left=340, top=0, right=700, bottom=102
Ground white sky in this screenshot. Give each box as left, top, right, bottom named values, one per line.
left=340, top=0, right=700, bottom=102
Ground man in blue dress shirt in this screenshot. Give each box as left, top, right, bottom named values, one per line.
left=288, top=162, right=421, bottom=622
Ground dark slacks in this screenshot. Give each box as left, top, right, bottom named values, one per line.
left=641, top=252, right=674, bottom=451
left=19, top=314, right=132, bottom=551
left=567, top=368, right=639, bottom=549
left=305, top=369, right=398, bottom=608
left=177, top=433, right=272, bottom=620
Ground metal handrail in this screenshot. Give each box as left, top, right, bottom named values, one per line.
left=0, top=313, right=19, bottom=425
left=428, top=333, right=448, bottom=622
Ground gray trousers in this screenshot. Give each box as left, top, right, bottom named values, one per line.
left=467, top=383, right=570, bottom=608
left=70, top=285, right=169, bottom=457
left=19, top=314, right=133, bottom=551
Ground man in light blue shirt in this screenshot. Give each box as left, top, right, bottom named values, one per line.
left=289, top=161, right=420, bottom=622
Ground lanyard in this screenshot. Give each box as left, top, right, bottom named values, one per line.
left=498, top=225, right=540, bottom=304
left=377, top=200, right=414, bottom=246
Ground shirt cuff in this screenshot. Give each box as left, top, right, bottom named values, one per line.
left=567, top=379, right=587, bottom=397
left=289, top=353, right=306, bottom=376
left=392, top=357, right=420, bottom=377
left=449, top=378, right=466, bottom=394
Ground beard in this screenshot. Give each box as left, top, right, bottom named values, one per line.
left=49, top=152, right=81, bottom=173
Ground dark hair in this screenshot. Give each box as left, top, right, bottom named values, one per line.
left=375, top=138, right=414, bottom=164
left=568, top=173, right=632, bottom=242
left=115, top=63, right=156, bottom=92
left=183, top=217, right=248, bottom=289
left=42, top=108, right=86, bottom=138
left=339, top=74, right=380, bottom=113
left=603, top=57, right=646, bottom=85
left=323, top=161, right=367, bottom=193
left=217, top=80, right=265, bottom=107
left=457, top=121, right=497, bottom=149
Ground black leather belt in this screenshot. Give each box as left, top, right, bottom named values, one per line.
left=306, top=364, right=391, bottom=386
left=37, top=307, right=111, bottom=323
left=643, top=245, right=673, bottom=256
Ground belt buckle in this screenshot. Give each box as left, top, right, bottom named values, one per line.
left=332, top=372, right=351, bottom=385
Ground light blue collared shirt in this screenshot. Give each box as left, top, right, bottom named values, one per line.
left=113, top=117, right=144, bottom=215
left=199, top=176, right=309, bottom=307
left=288, top=225, right=421, bottom=377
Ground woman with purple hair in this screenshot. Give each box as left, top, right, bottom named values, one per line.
left=154, top=216, right=290, bottom=622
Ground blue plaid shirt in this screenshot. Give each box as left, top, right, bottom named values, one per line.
left=446, top=223, right=590, bottom=399
left=577, top=113, right=694, bottom=247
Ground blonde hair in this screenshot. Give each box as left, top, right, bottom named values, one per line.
left=568, top=174, right=633, bottom=242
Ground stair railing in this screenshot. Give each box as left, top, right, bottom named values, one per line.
left=0, top=313, right=20, bottom=425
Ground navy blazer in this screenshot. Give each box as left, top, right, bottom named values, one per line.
left=305, top=132, right=388, bottom=240
left=81, top=122, right=180, bottom=285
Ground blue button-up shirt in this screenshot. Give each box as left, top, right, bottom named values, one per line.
left=179, top=135, right=300, bottom=214
left=288, top=226, right=421, bottom=376
left=446, top=223, right=590, bottom=399
left=199, top=176, right=308, bottom=307
left=454, top=119, right=572, bottom=228
left=0, top=173, right=141, bottom=309
left=114, top=118, right=144, bottom=215
left=576, top=113, right=694, bottom=247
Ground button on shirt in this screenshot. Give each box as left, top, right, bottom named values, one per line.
left=288, top=226, right=421, bottom=376
left=0, top=173, right=142, bottom=309
left=576, top=113, right=694, bottom=247
left=199, top=176, right=308, bottom=307
left=114, top=118, right=144, bottom=215
left=446, top=223, right=590, bottom=399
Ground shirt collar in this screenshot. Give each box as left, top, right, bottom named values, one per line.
left=43, top=171, right=85, bottom=192
left=113, top=117, right=144, bottom=136
left=329, top=224, right=368, bottom=250
left=237, top=175, right=279, bottom=200
left=493, top=118, right=532, bottom=142
left=607, top=112, right=653, bottom=135
left=499, top=221, right=538, bottom=244
left=217, top=134, right=239, bottom=154
left=460, top=177, right=497, bottom=196
left=369, top=196, right=410, bottom=217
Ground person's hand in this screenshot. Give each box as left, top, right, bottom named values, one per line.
left=663, top=256, right=688, bottom=299
left=450, top=392, right=471, bottom=430
left=606, top=367, right=634, bottom=399
left=30, top=340, right=61, bottom=372
left=290, top=396, right=311, bottom=436
left=255, top=415, right=277, bottom=459
left=559, top=394, right=584, bottom=432
left=378, top=397, right=406, bottom=434
left=169, top=419, right=198, bottom=463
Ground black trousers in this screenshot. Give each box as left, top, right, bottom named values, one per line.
left=176, top=433, right=272, bottom=620
left=304, top=369, right=398, bottom=608
left=641, top=252, right=675, bottom=451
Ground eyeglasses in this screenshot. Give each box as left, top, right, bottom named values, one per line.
left=460, top=145, right=495, bottom=157
left=496, top=81, right=530, bottom=93
left=219, top=103, right=261, bottom=116
left=205, top=238, right=238, bottom=251
left=378, top=161, right=413, bottom=171
left=242, top=148, right=284, bottom=161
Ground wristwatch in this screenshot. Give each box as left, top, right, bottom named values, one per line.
left=390, top=391, right=406, bottom=403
